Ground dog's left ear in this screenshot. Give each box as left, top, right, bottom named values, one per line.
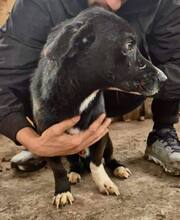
left=43, top=20, right=95, bottom=64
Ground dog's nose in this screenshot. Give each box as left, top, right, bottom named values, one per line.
left=155, top=67, right=167, bottom=82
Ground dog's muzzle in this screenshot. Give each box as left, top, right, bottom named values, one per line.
left=156, top=67, right=167, bottom=83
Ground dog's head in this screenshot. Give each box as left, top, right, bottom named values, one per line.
left=43, top=7, right=167, bottom=97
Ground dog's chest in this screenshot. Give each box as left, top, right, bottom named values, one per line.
left=67, top=90, right=105, bottom=158
left=68, top=90, right=105, bottom=132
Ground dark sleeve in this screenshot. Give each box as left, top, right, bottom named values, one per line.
left=0, top=0, right=60, bottom=142
left=147, top=0, right=180, bottom=99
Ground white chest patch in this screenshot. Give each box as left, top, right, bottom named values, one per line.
left=79, top=90, right=99, bottom=113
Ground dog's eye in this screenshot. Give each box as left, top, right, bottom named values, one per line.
left=82, top=37, right=88, bottom=44
left=81, top=34, right=95, bottom=45
left=76, top=33, right=95, bottom=51
left=139, top=63, right=147, bottom=70
left=138, top=60, right=147, bottom=70
left=121, top=39, right=136, bottom=56
left=126, top=42, right=134, bottom=51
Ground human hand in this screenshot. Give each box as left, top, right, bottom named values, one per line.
left=20, top=114, right=111, bottom=157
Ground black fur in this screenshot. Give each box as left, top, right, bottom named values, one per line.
left=30, top=7, right=166, bottom=203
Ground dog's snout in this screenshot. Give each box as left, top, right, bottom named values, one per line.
left=155, top=67, right=167, bottom=82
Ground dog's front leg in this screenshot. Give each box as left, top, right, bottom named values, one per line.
left=104, top=134, right=132, bottom=179
left=47, top=157, right=74, bottom=208
left=67, top=155, right=83, bottom=185
left=90, top=135, right=120, bottom=196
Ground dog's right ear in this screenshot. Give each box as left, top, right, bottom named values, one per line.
left=43, top=19, right=95, bottom=65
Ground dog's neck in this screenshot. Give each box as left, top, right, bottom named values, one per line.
left=46, top=85, right=105, bottom=131
left=45, top=74, right=104, bottom=121
left=67, top=89, right=104, bottom=134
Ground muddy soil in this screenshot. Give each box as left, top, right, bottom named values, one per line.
left=0, top=119, right=180, bottom=220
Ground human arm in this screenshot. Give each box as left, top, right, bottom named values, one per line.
left=0, top=0, right=56, bottom=142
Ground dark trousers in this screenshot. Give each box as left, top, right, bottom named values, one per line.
left=104, top=91, right=179, bottom=129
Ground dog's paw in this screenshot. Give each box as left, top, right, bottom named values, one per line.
left=53, top=191, right=74, bottom=208
left=90, top=162, right=120, bottom=196
left=99, top=179, right=120, bottom=196
left=67, top=172, right=81, bottom=184
left=113, top=166, right=132, bottom=179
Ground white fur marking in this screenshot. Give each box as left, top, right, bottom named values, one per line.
left=90, top=162, right=112, bottom=184
left=139, top=64, right=146, bottom=70
left=108, top=87, right=141, bottom=95
left=90, top=162, right=120, bottom=195
left=155, top=66, right=167, bottom=81
left=33, top=99, right=40, bottom=114
left=79, top=90, right=99, bottom=113
left=17, top=165, right=26, bottom=171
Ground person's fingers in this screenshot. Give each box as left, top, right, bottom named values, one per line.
left=98, top=117, right=111, bottom=132
left=88, top=118, right=111, bottom=141
left=81, top=119, right=110, bottom=146
left=67, top=114, right=107, bottom=146
left=84, top=113, right=106, bottom=136
left=82, top=117, right=111, bottom=141
left=42, top=125, right=109, bottom=156
left=55, top=132, right=83, bottom=150
left=81, top=128, right=109, bottom=149
left=44, top=114, right=110, bottom=156
left=50, top=113, right=105, bottom=136
left=52, top=116, right=81, bottom=133
left=73, top=117, right=111, bottom=150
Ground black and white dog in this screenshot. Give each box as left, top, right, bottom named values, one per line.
left=31, top=7, right=166, bottom=208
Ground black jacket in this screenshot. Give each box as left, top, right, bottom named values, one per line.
left=0, top=0, right=180, bottom=142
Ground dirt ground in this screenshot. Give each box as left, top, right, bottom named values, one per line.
left=0, top=119, right=180, bottom=220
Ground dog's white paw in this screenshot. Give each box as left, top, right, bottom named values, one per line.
left=90, top=162, right=120, bottom=196
left=99, top=179, right=120, bottom=196
left=113, top=166, right=132, bottom=179
left=53, top=191, right=74, bottom=208
left=67, top=172, right=81, bottom=184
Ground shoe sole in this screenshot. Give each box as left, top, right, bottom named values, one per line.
left=145, top=153, right=180, bottom=176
